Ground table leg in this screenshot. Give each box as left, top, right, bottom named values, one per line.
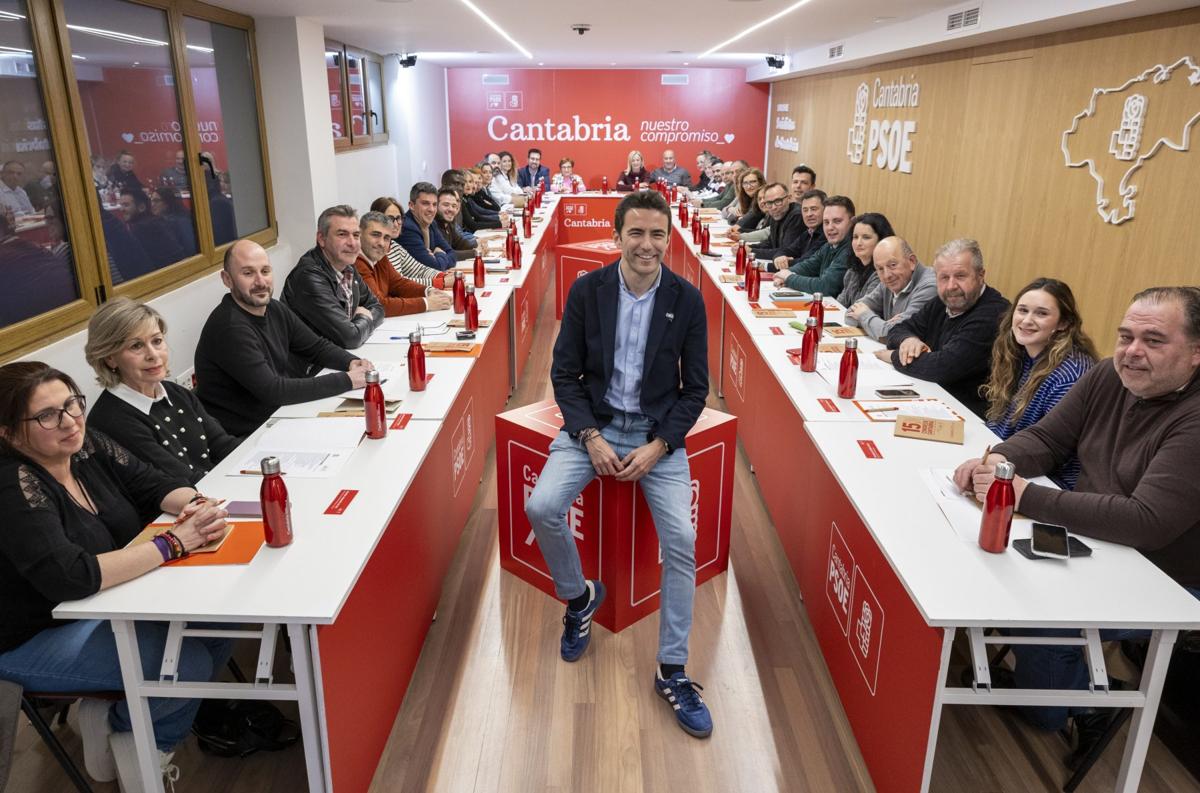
left=288, top=622, right=328, bottom=793
left=110, top=619, right=164, bottom=793
left=919, top=627, right=955, bottom=793
left=1115, top=628, right=1178, bottom=793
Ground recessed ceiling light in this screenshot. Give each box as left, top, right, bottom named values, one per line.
left=873, top=15, right=895, bottom=23
left=700, top=0, right=816, bottom=58
left=538, top=61, right=544, bottom=65
left=683, top=62, right=689, bottom=66
left=610, top=62, right=617, bottom=66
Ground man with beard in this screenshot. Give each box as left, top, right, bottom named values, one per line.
left=195, top=240, right=374, bottom=437
left=879, top=238, right=1009, bottom=417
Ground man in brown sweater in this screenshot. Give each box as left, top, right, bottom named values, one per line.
left=953, top=286, right=1200, bottom=754
left=354, top=212, right=451, bottom=317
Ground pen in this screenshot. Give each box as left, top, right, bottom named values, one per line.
left=980, top=444, right=992, bottom=464
left=864, top=406, right=900, bottom=412
left=238, top=469, right=264, bottom=476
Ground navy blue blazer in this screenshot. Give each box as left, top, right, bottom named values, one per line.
left=398, top=210, right=456, bottom=271
left=551, top=261, right=708, bottom=451
left=517, top=164, right=552, bottom=190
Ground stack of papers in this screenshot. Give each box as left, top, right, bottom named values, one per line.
left=232, top=417, right=364, bottom=478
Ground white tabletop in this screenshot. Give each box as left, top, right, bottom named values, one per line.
left=803, top=420, right=1200, bottom=629
left=271, top=357, right=475, bottom=422
left=55, top=418, right=443, bottom=624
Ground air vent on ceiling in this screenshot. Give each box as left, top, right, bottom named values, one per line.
left=661, top=74, right=689, bottom=85
left=481, top=73, right=510, bottom=85
left=828, top=43, right=844, bottom=60
left=946, top=5, right=981, bottom=33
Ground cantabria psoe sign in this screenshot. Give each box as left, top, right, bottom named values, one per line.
left=846, top=75, right=920, bottom=174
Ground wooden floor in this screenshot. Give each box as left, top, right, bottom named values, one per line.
left=9, top=277, right=1200, bottom=793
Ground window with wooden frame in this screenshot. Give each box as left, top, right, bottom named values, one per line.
left=325, top=39, right=388, bottom=151
left=0, top=0, right=276, bottom=361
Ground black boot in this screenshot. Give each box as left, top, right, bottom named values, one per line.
left=1064, top=710, right=1113, bottom=771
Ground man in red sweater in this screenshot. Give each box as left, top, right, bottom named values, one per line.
left=354, top=211, right=452, bottom=316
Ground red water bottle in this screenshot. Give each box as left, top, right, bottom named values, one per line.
left=572, top=177, right=581, bottom=194
left=473, top=253, right=485, bottom=288
left=512, top=239, right=522, bottom=269
left=364, top=369, right=386, bottom=439
left=465, top=285, right=480, bottom=332
left=745, top=262, right=761, bottom=302
left=602, top=176, right=609, bottom=193
left=407, top=331, right=426, bottom=392
left=701, top=224, right=712, bottom=255
left=800, top=317, right=819, bottom=372
left=634, top=177, right=640, bottom=191
left=259, top=457, right=293, bottom=548
left=735, top=241, right=747, bottom=275
left=809, top=291, right=825, bottom=335
left=522, top=210, right=532, bottom=239
left=670, top=184, right=678, bottom=203
left=691, top=215, right=701, bottom=244
left=680, top=201, right=690, bottom=226
left=452, top=271, right=465, bottom=314
left=978, top=462, right=1017, bottom=553
left=505, top=227, right=515, bottom=260
left=837, top=338, right=859, bottom=398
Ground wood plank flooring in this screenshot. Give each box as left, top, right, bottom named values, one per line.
left=8, top=274, right=1198, bottom=793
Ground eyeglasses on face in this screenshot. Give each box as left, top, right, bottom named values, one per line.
left=762, top=196, right=787, bottom=208
left=25, top=395, right=87, bottom=430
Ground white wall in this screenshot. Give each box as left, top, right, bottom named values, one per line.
left=385, top=58, right=450, bottom=192
left=335, top=145, right=399, bottom=210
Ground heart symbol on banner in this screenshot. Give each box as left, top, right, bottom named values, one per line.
left=121, top=132, right=134, bottom=143
left=724, top=133, right=736, bottom=144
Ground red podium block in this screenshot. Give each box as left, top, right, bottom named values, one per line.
left=554, top=239, right=620, bottom=319
left=496, top=399, right=736, bottom=633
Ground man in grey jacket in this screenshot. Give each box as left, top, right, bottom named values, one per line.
left=845, top=236, right=937, bottom=342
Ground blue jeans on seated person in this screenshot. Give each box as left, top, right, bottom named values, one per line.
left=0, top=619, right=233, bottom=750
left=1009, top=586, right=1200, bottom=731
left=525, top=410, right=697, bottom=665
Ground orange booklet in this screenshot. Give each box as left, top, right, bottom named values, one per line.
left=129, top=521, right=266, bottom=566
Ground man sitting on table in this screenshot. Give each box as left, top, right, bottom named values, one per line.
left=282, top=204, right=384, bottom=350
left=771, top=194, right=854, bottom=295
left=877, top=238, right=1008, bottom=417
left=355, top=211, right=452, bottom=317
left=952, top=286, right=1200, bottom=760
left=196, top=240, right=374, bottom=437
left=649, top=149, right=692, bottom=188
left=433, top=188, right=478, bottom=261
left=524, top=190, right=713, bottom=739
left=790, top=164, right=816, bottom=202
left=398, top=182, right=457, bottom=271
left=752, top=186, right=822, bottom=264
left=846, top=236, right=937, bottom=341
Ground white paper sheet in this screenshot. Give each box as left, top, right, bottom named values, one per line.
left=230, top=417, right=363, bottom=478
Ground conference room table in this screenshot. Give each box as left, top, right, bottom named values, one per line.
left=53, top=190, right=1200, bottom=793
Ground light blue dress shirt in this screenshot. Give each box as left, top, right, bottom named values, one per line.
left=603, top=265, right=662, bottom=415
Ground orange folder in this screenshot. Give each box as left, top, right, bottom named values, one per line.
left=134, top=521, right=266, bottom=566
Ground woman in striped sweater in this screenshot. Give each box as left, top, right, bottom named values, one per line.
left=981, top=278, right=1098, bottom=488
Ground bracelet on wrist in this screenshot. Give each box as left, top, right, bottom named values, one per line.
left=151, top=535, right=173, bottom=563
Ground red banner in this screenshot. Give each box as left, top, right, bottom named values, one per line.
left=448, top=69, right=769, bottom=188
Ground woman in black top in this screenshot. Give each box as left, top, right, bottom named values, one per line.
left=85, top=298, right=240, bottom=484
left=616, top=150, right=651, bottom=191
left=0, top=362, right=230, bottom=787
left=838, top=212, right=895, bottom=307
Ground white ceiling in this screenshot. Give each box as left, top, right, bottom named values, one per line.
left=207, top=0, right=1197, bottom=71
left=207, top=0, right=960, bottom=67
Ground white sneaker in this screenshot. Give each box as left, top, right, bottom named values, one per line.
left=77, top=698, right=116, bottom=782
left=110, top=731, right=182, bottom=793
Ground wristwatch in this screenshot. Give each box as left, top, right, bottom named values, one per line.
left=654, top=436, right=672, bottom=455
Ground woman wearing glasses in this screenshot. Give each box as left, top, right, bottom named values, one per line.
left=369, top=196, right=450, bottom=289
left=0, top=360, right=231, bottom=789
left=85, top=298, right=239, bottom=483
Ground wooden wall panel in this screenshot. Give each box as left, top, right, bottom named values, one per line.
left=766, top=8, right=1200, bottom=349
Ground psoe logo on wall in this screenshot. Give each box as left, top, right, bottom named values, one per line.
left=1061, top=55, right=1200, bottom=225
left=846, top=75, right=919, bottom=174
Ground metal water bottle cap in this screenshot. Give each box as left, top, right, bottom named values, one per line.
left=409, top=331, right=421, bottom=344
left=806, top=317, right=817, bottom=327
left=845, top=338, right=858, bottom=350
left=260, top=456, right=281, bottom=476
left=466, top=284, right=475, bottom=294
left=454, top=270, right=463, bottom=280
left=994, top=461, right=1015, bottom=480
left=365, top=370, right=380, bottom=384
left=812, top=292, right=823, bottom=300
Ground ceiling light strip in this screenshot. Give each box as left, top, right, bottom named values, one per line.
left=699, top=0, right=815, bottom=58
left=458, top=0, right=533, bottom=60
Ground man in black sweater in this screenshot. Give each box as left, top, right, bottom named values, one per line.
left=282, top=205, right=384, bottom=351
left=752, top=185, right=825, bottom=264
left=880, top=238, right=1009, bottom=417
left=196, top=240, right=374, bottom=437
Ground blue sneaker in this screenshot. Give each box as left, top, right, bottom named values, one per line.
left=560, top=580, right=605, bottom=662
left=655, top=670, right=713, bottom=738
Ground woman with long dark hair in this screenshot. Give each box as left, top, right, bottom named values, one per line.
left=981, top=278, right=1098, bottom=488
left=837, top=212, right=894, bottom=307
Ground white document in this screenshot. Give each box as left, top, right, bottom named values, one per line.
left=334, top=361, right=407, bottom=401
left=231, top=417, right=363, bottom=478
left=920, top=467, right=983, bottom=542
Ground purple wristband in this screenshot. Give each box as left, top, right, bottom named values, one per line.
left=151, top=535, right=172, bottom=562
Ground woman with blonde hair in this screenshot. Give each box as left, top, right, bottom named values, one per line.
left=981, top=278, right=1097, bottom=488
left=85, top=297, right=239, bottom=483
left=616, top=150, right=650, bottom=191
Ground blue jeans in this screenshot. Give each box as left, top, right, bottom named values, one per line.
left=525, top=411, right=697, bottom=665
left=1009, top=586, right=1200, bottom=730
left=0, top=619, right=233, bottom=750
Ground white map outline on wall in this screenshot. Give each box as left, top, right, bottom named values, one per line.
left=1061, top=56, right=1200, bottom=225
